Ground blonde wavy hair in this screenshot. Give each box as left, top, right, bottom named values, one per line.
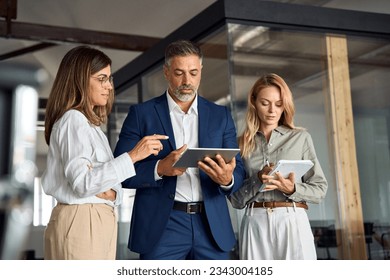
left=44, top=46, right=114, bottom=145
left=239, top=73, right=296, bottom=158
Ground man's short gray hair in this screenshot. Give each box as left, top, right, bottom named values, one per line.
left=164, top=40, right=203, bottom=67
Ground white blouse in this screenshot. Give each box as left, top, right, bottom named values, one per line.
left=41, top=109, right=134, bottom=207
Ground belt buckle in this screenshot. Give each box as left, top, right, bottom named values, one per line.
left=262, top=201, right=273, bottom=213
left=187, top=202, right=199, bottom=214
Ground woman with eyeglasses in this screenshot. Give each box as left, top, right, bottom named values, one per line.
left=41, top=46, right=168, bottom=260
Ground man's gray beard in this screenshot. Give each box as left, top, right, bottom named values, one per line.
left=173, top=89, right=196, bottom=102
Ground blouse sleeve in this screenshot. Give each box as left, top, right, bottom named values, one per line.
left=54, top=111, right=135, bottom=198
left=229, top=172, right=262, bottom=209
left=287, top=131, right=328, bottom=203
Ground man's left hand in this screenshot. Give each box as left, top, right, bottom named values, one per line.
left=198, top=154, right=235, bottom=186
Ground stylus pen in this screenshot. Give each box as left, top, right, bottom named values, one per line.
left=266, top=159, right=270, bottom=167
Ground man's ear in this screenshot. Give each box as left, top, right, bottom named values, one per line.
left=163, top=65, right=168, bottom=80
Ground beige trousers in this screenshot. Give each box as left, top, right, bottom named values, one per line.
left=44, top=203, right=117, bottom=260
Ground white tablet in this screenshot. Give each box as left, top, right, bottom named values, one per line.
left=269, top=159, right=314, bottom=181
left=173, top=148, right=240, bottom=168
left=259, top=159, right=314, bottom=192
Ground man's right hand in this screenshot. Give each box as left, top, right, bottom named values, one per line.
left=157, top=145, right=187, bottom=177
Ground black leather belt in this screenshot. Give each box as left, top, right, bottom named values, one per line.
left=173, top=201, right=203, bottom=214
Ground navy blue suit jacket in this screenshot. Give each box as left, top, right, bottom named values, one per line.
left=113, top=93, right=246, bottom=254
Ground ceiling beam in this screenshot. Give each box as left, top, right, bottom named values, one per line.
left=0, top=0, right=17, bottom=19
left=0, top=42, right=56, bottom=61
left=0, top=20, right=161, bottom=51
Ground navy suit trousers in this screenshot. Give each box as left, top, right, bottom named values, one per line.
left=140, top=209, right=230, bottom=260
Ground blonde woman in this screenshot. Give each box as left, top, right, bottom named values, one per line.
left=42, top=46, right=167, bottom=259
left=229, top=73, right=327, bottom=260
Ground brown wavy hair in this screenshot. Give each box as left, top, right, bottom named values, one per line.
left=44, top=46, right=114, bottom=145
left=239, top=73, right=296, bottom=158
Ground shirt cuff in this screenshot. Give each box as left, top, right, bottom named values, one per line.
left=112, top=186, right=123, bottom=207
left=219, top=175, right=234, bottom=191
left=154, top=160, right=163, bottom=181
left=112, top=152, right=136, bottom=182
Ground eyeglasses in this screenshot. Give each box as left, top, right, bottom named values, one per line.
left=91, top=75, right=114, bottom=87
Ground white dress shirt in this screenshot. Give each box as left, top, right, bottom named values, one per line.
left=154, top=92, right=234, bottom=202
left=167, top=92, right=202, bottom=202
left=41, top=109, right=134, bottom=207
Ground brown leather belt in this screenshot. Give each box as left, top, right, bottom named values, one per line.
left=252, top=201, right=308, bottom=210
left=173, top=201, right=203, bottom=214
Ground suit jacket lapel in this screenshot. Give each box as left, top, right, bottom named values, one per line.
left=198, top=96, right=210, bottom=147
left=155, top=94, right=176, bottom=150
left=197, top=96, right=212, bottom=190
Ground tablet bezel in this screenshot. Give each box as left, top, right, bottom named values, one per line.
left=173, top=147, right=240, bottom=168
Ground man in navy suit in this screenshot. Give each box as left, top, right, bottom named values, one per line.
left=114, top=40, right=245, bottom=260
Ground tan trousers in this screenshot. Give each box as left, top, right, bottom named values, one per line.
left=44, top=203, right=117, bottom=260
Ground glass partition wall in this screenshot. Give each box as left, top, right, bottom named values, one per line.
left=223, top=23, right=338, bottom=260
left=110, top=7, right=390, bottom=260
left=348, top=35, right=390, bottom=260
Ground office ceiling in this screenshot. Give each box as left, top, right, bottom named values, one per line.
left=0, top=0, right=218, bottom=97
left=1, top=0, right=389, bottom=98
